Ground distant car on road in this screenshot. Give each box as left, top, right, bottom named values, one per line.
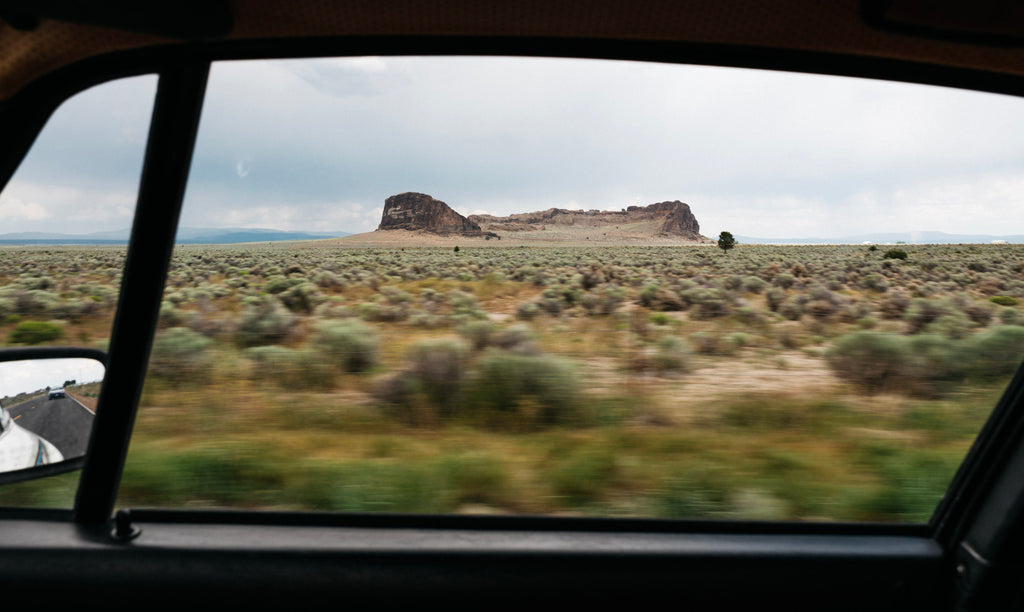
left=48, top=388, right=65, bottom=400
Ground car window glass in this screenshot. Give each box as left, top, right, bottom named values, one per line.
left=118, top=57, right=1024, bottom=522
left=0, top=75, right=156, bottom=507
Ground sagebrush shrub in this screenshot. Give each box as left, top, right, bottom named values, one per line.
left=236, top=295, right=296, bottom=347
left=964, top=325, right=1024, bottom=378
left=904, top=298, right=951, bottom=334
left=926, top=312, right=973, bottom=340
left=458, top=319, right=495, bottom=351
left=245, top=345, right=334, bottom=387
left=684, top=288, right=731, bottom=319
left=8, top=320, right=64, bottom=345
left=463, top=349, right=580, bottom=430
left=407, top=338, right=469, bottom=410
left=878, top=291, right=911, bottom=319
left=311, top=320, right=378, bottom=373
left=629, top=336, right=693, bottom=374
left=640, top=284, right=685, bottom=311
left=901, top=334, right=964, bottom=397
left=489, top=324, right=539, bottom=354
left=990, top=295, right=1019, bottom=306
left=860, top=274, right=888, bottom=292
left=826, top=331, right=909, bottom=393
left=149, top=327, right=212, bottom=383
left=827, top=331, right=964, bottom=397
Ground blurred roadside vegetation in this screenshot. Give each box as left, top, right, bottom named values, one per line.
left=1, top=243, right=1021, bottom=521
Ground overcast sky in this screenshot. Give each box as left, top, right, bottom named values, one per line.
left=1, top=56, right=1022, bottom=239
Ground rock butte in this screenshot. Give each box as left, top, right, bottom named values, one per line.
left=376, top=192, right=712, bottom=244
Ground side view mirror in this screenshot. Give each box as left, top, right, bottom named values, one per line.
left=0, top=348, right=106, bottom=485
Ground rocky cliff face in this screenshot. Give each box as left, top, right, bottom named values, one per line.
left=469, top=200, right=705, bottom=239
left=377, top=193, right=497, bottom=237
left=648, top=201, right=702, bottom=237
left=375, top=194, right=706, bottom=242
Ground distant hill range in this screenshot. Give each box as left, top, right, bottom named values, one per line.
left=737, top=231, right=1024, bottom=245
left=0, top=227, right=350, bottom=245
left=376, top=192, right=712, bottom=243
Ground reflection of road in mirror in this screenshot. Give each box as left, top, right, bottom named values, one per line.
left=4, top=393, right=93, bottom=459
left=0, top=356, right=104, bottom=472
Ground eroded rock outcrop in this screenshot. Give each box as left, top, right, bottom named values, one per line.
left=377, top=193, right=497, bottom=237
left=469, top=200, right=705, bottom=240
left=375, top=193, right=707, bottom=242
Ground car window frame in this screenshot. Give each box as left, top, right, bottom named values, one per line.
left=2, top=33, right=1024, bottom=606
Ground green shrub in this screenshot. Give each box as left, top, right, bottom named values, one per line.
left=883, top=249, right=908, bottom=260
left=489, top=323, right=539, bottom=354
left=547, top=448, right=617, bottom=505
left=827, top=331, right=964, bottom=396
left=1000, top=308, right=1023, bottom=326
left=515, top=301, right=539, bottom=320
left=764, top=287, right=786, bottom=312
left=298, top=461, right=453, bottom=513
left=640, top=284, right=684, bottom=311
left=278, top=281, right=324, bottom=314
left=925, top=312, right=972, bottom=340
left=860, top=274, right=888, bottom=292
left=311, top=320, right=379, bottom=373
left=684, top=288, right=731, bottom=319
left=962, top=301, right=995, bottom=326
left=392, top=338, right=470, bottom=420
left=742, top=276, right=767, bottom=294
left=904, top=298, right=951, bottom=334
left=653, top=336, right=692, bottom=372
left=159, top=300, right=191, bottom=328
left=8, top=320, right=65, bottom=345
left=463, top=349, right=580, bottom=430
left=629, top=336, right=693, bottom=374
left=653, top=467, right=736, bottom=519
left=14, top=290, right=61, bottom=315
left=648, top=312, right=672, bottom=326
left=582, top=286, right=624, bottom=315
left=901, top=334, right=964, bottom=397
left=236, top=295, right=296, bottom=346
left=846, top=442, right=961, bottom=522
left=878, top=291, right=911, bottom=319
left=963, top=325, right=1024, bottom=378
left=149, top=327, right=212, bottom=382
left=826, top=331, right=909, bottom=393
left=990, top=295, right=1019, bottom=306
left=773, top=273, right=796, bottom=289
left=245, top=345, right=334, bottom=387
left=727, top=332, right=750, bottom=351
left=774, top=321, right=807, bottom=349
left=689, top=331, right=720, bottom=354
left=457, top=319, right=495, bottom=350
left=437, top=452, right=509, bottom=507
left=778, top=299, right=803, bottom=321
left=718, top=395, right=843, bottom=432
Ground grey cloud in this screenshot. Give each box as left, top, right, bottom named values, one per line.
left=4, top=58, right=1024, bottom=237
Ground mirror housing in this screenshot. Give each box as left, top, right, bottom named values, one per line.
left=0, top=347, right=106, bottom=485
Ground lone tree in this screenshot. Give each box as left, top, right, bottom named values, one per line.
left=717, top=231, right=737, bottom=253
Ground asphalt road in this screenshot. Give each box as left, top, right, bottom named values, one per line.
left=6, top=395, right=94, bottom=459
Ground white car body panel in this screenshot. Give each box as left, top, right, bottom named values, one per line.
left=0, top=409, right=64, bottom=471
